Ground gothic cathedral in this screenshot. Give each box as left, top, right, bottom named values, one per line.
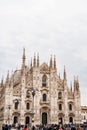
left=0, top=49, right=81, bottom=127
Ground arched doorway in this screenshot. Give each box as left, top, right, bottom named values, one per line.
left=59, top=117, right=62, bottom=124
left=14, top=116, right=18, bottom=124
left=42, top=112, right=47, bottom=125
left=25, top=116, right=30, bottom=125
left=69, top=117, right=73, bottom=124
left=58, top=113, right=64, bottom=125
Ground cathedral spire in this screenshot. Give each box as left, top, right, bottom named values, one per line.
left=6, top=70, right=9, bottom=83
left=64, top=65, right=67, bottom=80
left=21, top=48, right=26, bottom=73
left=23, top=48, right=25, bottom=59
left=1, top=76, right=4, bottom=87
left=74, top=76, right=80, bottom=94
left=74, top=76, right=76, bottom=91
left=76, top=76, right=80, bottom=90
left=70, top=81, right=72, bottom=92
left=37, top=53, right=39, bottom=67
left=33, top=53, right=36, bottom=67
left=50, top=55, right=53, bottom=69
left=54, top=55, right=56, bottom=69
left=28, top=60, right=30, bottom=70
left=30, top=57, right=32, bottom=69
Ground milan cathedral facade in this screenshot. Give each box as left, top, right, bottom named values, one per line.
left=0, top=49, right=81, bottom=127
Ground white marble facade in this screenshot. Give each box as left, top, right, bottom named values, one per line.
left=0, top=49, right=81, bottom=127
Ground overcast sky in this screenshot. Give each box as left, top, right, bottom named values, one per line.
left=0, top=0, right=87, bottom=106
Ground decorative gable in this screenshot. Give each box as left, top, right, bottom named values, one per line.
left=40, top=63, right=49, bottom=73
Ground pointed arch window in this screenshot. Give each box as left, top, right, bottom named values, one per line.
left=14, top=102, right=18, bottom=109
left=69, top=104, right=72, bottom=111
left=58, top=92, right=62, bottom=99
left=42, top=75, right=47, bottom=87
left=43, top=94, right=47, bottom=101
left=26, top=103, right=30, bottom=110
left=59, top=104, right=62, bottom=110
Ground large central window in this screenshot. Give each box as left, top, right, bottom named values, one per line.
left=42, top=75, right=47, bottom=87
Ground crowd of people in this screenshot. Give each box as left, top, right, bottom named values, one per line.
left=2, top=123, right=87, bottom=130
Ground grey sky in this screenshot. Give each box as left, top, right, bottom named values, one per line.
left=0, top=0, right=87, bottom=105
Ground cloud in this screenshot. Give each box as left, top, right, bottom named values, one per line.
left=0, top=0, right=87, bottom=105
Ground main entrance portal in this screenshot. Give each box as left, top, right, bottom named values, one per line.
left=42, top=113, right=47, bottom=125
left=59, top=117, right=63, bottom=124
